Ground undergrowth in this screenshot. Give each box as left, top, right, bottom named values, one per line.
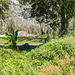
left=0, top=36, right=75, bottom=75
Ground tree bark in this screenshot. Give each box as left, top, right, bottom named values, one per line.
left=47, top=24, right=49, bottom=36
left=40, top=23, right=43, bottom=40
left=0, top=21, right=2, bottom=34
left=53, top=29, right=55, bottom=39
left=51, top=0, right=69, bottom=37
left=59, top=3, right=67, bottom=36
left=65, top=19, right=69, bottom=34
left=60, top=17, right=66, bottom=36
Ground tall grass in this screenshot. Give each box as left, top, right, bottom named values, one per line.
left=0, top=49, right=37, bottom=75
left=0, top=36, right=75, bottom=75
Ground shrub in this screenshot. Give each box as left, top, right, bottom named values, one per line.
left=0, top=30, right=18, bottom=49
left=0, top=48, right=37, bottom=75
left=26, top=36, right=75, bottom=62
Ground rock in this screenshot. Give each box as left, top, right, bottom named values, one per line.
left=18, top=31, right=36, bottom=37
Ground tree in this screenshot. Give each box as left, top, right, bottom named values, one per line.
left=31, top=0, right=49, bottom=39
left=31, top=0, right=60, bottom=39
left=36, top=17, right=45, bottom=40
left=0, top=0, right=9, bottom=19
left=45, top=8, right=59, bottom=38
left=18, top=0, right=45, bottom=40
left=51, top=0, right=75, bottom=36
left=18, top=0, right=75, bottom=37
left=18, top=0, right=30, bottom=4
left=31, top=0, right=75, bottom=36
left=2, top=30, right=18, bottom=49
left=7, top=19, right=15, bottom=33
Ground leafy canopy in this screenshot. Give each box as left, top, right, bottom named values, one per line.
left=0, top=0, right=9, bottom=19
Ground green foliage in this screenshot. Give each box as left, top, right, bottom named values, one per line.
left=1, top=30, right=18, bottom=49
left=0, top=36, right=42, bottom=44
left=7, top=19, right=15, bottom=33
left=0, top=0, right=9, bottom=19
left=51, top=0, right=75, bottom=36
left=30, top=0, right=75, bottom=36
left=26, top=36, right=75, bottom=74
left=18, top=0, right=75, bottom=36
left=18, top=0, right=30, bottom=4
left=26, top=36, right=75, bottom=61
left=43, top=35, right=51, bottom=43
left=32, top=59, right=43, bottom=68
left=0, top=48, right=37, bottom=75
left=0, top=36, right=75, bottom=75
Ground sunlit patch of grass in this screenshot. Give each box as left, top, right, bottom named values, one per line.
left=0, top=39, right=7, bottom=44
left=17, top=37, right=42, bottom=44
left=0, top=37, right=42, bottom=44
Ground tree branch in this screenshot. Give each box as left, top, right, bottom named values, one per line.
left=51, top=0, right=62, bottom=16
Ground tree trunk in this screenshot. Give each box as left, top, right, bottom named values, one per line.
left=65, top=19, right=69, bottom=34
left=59, top=16, right=66, bottom=36
left=47, top=24, right=49, bottom=36
left=59, top=2, right=68, bottom=37
left=60, top=17, right=69, bottom=37
left=0, top=21, right=2, bottom=34
left=40, top=23, right=43, bottom=41
left=53, top=29, right=55, bottom=39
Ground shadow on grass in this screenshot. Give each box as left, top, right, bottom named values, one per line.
left=0, top=43, right=42, bottom=52
left=18, top=43, right=42, bottom=52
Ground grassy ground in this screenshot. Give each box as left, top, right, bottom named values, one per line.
left=0, top=36, right=75, bottom=75
left=0, top=37, right=42, bottom=44
left=17, top=37, right=42, bottom=44
left=0, top=34, right=57, bottom=44
left=0, top=39, right=7, bottom=44
left=0, top=34, right=59, bottom=44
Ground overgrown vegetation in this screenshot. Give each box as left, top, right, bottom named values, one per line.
left=0, top=36, right=43, bottom=44
left=0, top=31, right=18, bottom=49
left=0, top=36, right=75, bottom=75
left=0, top=0, right=75, bottom=75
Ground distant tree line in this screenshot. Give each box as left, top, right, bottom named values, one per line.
left=0, top=0, right=75, bottom=37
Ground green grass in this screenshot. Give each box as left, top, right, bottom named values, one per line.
left=0, top=36, right=75, bottom=75
left=0, top=37, right=42, bottom=44
left=0, top=39, right=7, bottom=44
left=0, top=48, right=37, bottom=75
left=17, top=37, right=42, bottom=44
left=0, top=34, right=58, bottom=44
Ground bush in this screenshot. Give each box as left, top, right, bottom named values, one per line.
left=0, top=48, right=37, bottom=75
left=0, top=36, right=75, bottom=75
left=26, top=37, right=75, bottom=61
